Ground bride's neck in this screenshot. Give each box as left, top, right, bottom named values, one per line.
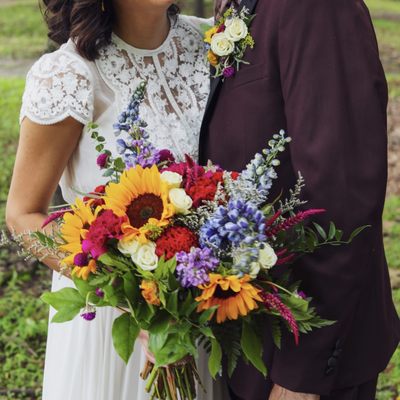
left=113, top=5, right=171, bottom=50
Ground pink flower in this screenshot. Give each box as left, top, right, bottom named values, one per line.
left=82, top=210, right=124, bottom=259
left=41, top=208, right=71, bottom=228
left=223, top=66, right=235, bottom=78
left=96, top=153, right=109, bottom=169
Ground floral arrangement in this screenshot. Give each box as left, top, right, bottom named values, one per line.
left=16, top=83, right=366, bottom=400
left=204, top=6, right=255, bottom=79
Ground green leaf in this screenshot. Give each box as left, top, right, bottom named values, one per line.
left=198, top=306, right=218, bottom=325
left=41, top=288, right=85, bottom=311
left=89, top=274, right=112, bottom=286
left=114, top=157, right=126, bottom=171
left=52, top=307, right=82, bottom=323
left=312, top=222, right=327, bottom=241
left=348, top=225, right=370, bottom=242
left=103, top=169, right=115, bottom=177
left=148, top=310, right=171, bottom=335
left=166, top=290, right=179, bottom=317
left=270, top=319, right=282, bottom=349
left=180, top=291, right=198, bottom=317
left=328, top=222, right=336, bottom=241
left=95, top=144, right=104, bottom=152
left=123, top=272, right=140, bottom=306
left=241, top=320, right=267, bottom=377
left=208, top=339, right=222, bottom=379
left=99, top=252, right=131, bottom=272
left=73, top=276, right=94, bottom=298
left=199, top=326, right=215, bottom=339
left=112, top=313, right=140, bottom=363
left=335, top=229, right=344, bottom=241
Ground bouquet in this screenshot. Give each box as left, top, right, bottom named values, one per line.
left=13, top=83, right=366, bottom=400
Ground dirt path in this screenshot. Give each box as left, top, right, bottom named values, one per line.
left=0, top=58, right=35, bottom=77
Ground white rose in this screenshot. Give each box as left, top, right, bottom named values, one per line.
left=132, top=242, right=159, bottom=271
left=118, top=239, right=140, bottom=257
left=169, top=188, right=193, bottom=214
left=161, top=171, right=183, bottom=189
left=224, top=18, right=248, bottom=42
left=259, top=244, right=278, bottom=270
left=248, top=262, right=261, bottom=279
left=210, top=32, right=235, bottom=57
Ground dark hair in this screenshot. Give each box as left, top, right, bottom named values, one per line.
left=41, top=1, right=179, bottom=61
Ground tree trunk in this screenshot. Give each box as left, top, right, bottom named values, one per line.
left=194, top=0, right=205, bottom=17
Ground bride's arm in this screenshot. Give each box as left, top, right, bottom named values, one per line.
left=6, top=117, right=83, bottom=272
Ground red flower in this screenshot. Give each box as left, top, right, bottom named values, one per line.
left=82, top=210, right=125, bottom=259
left=83, top=185, right=107, bottom=208
left=155, top=226, right=199, bottom=260
left=187, top=171, right=224, bottom=208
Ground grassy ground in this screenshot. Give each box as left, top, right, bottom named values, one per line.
left=0, top=0, right=399, bottom=398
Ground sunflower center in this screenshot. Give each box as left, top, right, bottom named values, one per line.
left=214, top=286, right=237, bottom=300
left=127, top=194, right=164, bottom=228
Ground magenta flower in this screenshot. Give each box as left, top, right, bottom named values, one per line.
left=223, top=66, right=235, bottom=79
left=96, top=153, right=109, bottom=169
left=41, top=208, right=70, bottom=228
left=73, top=252, right=89, bottom=267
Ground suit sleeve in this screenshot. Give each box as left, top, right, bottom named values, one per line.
left=270, top=0, right=388, bottom=395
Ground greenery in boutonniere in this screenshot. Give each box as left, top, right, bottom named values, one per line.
left=204, top=6, right=255, bottom=79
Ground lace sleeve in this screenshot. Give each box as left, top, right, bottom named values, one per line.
left=20, top=51, right=94, bottom=126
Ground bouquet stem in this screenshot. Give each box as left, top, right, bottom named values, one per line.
left=141, top=357, right=201, bottom=400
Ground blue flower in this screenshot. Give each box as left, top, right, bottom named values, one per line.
left=200, top=199, right=267, bottom=251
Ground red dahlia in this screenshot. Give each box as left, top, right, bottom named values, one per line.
left=155, top=226, right=199, bottom=260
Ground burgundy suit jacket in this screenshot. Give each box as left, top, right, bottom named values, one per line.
left=199, top=0, right=400, bottom=397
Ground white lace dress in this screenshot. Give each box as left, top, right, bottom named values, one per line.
left=20, top=15, right=225, bottom=400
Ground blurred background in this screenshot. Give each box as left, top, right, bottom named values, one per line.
left=0, top=0, right=399, bottom=399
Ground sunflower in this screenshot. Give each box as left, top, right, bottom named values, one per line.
left=59, top=199, right=100, bottom=280
left=104, top=165, right=175, bottom=243
left=140, top=280, right=161, bottom=306
left=196, top=274, right=262, bottom=323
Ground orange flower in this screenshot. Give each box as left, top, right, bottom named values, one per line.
left=140, top=280, right=160, bottom=306
left=207, top=50, right=219, bottom=67
left=196, top=274, right=262, bottom=323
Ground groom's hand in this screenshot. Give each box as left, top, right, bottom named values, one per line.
left=269, top=384, right=320, bottom=400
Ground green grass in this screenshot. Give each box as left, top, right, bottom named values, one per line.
left=0, top=1, right=47, bottom=59
left=366, top=0, right=400, bottom=15
left=383, top=196, right=400, bottom=270
left=0, top=77, right=24, bottom=225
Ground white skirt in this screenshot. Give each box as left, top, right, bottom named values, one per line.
left=42, top=272, right=227, bottom=400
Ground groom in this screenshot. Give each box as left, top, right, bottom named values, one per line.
left=199, top=0, right=400, bottom=399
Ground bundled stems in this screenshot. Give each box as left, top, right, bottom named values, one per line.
left=141, top=357, right=200, bottom=400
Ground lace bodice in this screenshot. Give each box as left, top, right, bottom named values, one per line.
left=20, top=15, right=211, bottom=203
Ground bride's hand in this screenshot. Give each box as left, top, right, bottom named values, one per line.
left=138, top=330, right=156, bottom=364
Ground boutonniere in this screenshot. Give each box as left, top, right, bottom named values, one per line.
left=204, top=6, right=255, bottom=79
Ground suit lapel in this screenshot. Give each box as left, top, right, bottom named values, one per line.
left=202, top=0, right=260, bottom=117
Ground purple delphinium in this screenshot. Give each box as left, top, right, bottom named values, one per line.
left=200, top=199, right=267, bottom=251
left=176, top=247, right=219, bottom=288
left=81, top=305, right=96, bottom=321
left=223, top=66, right=235, bottom=79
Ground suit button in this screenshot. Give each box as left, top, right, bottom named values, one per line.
left=333, top=349, right=342, bottom=357
left=327, top=357, right=337, bottom=368
left=325, top=367, right=334, bottom=375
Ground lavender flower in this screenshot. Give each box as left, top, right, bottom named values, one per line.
left=176, top=247, right=219, bottom=288
left=200, top=199, right=267, bottom=251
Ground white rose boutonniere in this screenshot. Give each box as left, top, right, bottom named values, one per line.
left=204, top=6, right=255, bottom=79
left=225, top=17, right=249, bottom=42
left=211, top=32, right=235, bottom=57
left=169, top=188, right=193, bottom=215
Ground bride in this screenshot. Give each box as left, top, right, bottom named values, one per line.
left=6, top=1, right=222, bottom=399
